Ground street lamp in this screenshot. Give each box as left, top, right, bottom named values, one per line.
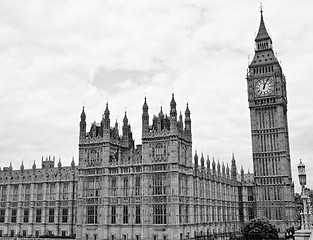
left=298, top=159, right=306, bottom=194
left=298, top=159, right=310, bottom=230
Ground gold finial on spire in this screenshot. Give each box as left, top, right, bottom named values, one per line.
left=260, top=2, right=263, bottom=14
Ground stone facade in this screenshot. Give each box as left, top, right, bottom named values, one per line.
left=0, top=158, right=77, bottom=238
left=246, top=9, right=296, bottom=231
left=75, top=94, right=252, bottom=240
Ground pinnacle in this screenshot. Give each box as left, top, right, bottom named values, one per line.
left=255, top=9, right=271, bottom=42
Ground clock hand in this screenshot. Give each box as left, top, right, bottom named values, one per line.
left=262, top=79, right=269, bottom=90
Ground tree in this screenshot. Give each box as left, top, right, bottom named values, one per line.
left=243, top=218, right=279, bottom=240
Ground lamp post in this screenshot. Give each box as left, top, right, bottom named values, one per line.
left=298, top=159, right=310, bottom=230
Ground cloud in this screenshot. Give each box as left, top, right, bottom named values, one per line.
left=0, top=0, right=313, bottom=192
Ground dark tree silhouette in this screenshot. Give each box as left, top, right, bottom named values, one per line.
left=243, top=218, right=279, bottom=240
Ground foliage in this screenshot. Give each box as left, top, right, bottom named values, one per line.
left=243, top=218, right=279, bottom=240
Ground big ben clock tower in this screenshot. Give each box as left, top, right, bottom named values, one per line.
left=247, top=9, right=296, bottom=231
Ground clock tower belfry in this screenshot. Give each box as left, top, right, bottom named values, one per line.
left=247, top=9, right=296, bottom=230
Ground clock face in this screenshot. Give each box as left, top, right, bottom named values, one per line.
left=254, top=78, right=274, bottom=96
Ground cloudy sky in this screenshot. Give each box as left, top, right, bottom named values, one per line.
left=0, top=0, right=312, bottom=192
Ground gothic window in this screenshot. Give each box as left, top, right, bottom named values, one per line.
left=12, top=185, right=18, bottom=202
left=194, top=205, right=197, bottom=224
left=0, top=209, right=5, bottom=222
left=185, top=205, right=189, bottom=223
left=123, top=206, right=128, bottom=224
left=49, top=183, right=56, bottom=200
left=23, top=209, right=29, bottom=223
left=152, top=173, right=166, bottom=195
left=135, top=205, right=141, bottom=224
left=11, top=209, right=17, bottom=223
left=36, top=184, right=43, bottom=201
left=111, top=206, right=116, bottom=224
left=153, top=204, right=167, bottom=224
left=110, top=176, right=117, bottom=196
left=36, top=209, right=42, bottom=223
left=24, top=184, right=31, bottom=201
left=0, top=186, right=6, bottom=202
left=86, top=177, right=99, bottom=197
left=62, top=183, right=69, bottom=200
left=123, top=176, right=128, bottom=196
left=179, top=205, right=182, bottom=224
left=49, top=208, right=54, bottom=223
left=135, top=175, right=141, bottom=196
left=62, top=208, right=68, bottom=223
left=87, top=206, right=97, bottom=224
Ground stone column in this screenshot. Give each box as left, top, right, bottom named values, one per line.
left=29, top=183, right=35, bottom=236
left=4, top=184, right=11, bottom=236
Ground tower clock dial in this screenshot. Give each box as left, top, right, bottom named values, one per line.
left=254, top=77, right=274, bottom=96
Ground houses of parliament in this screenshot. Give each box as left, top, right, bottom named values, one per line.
left=0, top=9, right=296, bottom=240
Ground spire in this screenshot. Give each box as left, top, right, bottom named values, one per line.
left=184, top=103, right=191, bottom=132
left=206, top=155, right=210, bottom=169
left=104, top=103, right=110, bottom=119
left=71, top=156, right=75, bottom=169
left=103, top=103, right=110, bottom=131
left=231, top=153, right=237, bottom=180
left=185, top=103, right=190, bottom=119
left=80, top=106, right=87, bottom=141
left=170, top=93, right=176, bottom=109
left=170, top=93, right=177, bottom=119
left=200, top=153, right=205, bottom=168
left=255, top=6, right=270, bottom=42
left=123, top=111, right=128, bottom=124
left=194, top=151, right=199, bottom=167
left=241, top=166, right=245, bottom=182
left=142, top=97, right=149, bottom=135
left=159, top=106, right=164, bottom=118
left=212, top=158, right=216, bottom=172
left=142, top=97, right=148, bottom=112
left=58, top=158, right=62, bottom=171
left=80, top=106, right=86, bottom=120
left=32, top=160, right=36, bottom=171
left=20, top=161, right=24, bottom=172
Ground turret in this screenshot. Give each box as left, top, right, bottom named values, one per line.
left=32, top=161, right=36, bottom=172
left=200, top=153, right=205, bottom=169
left=113, top=120, right=119, bottom=138
left=222, top=162, right=225, bottom=177
left=58, top=158, right=62, bottom=172
left=241, top=166, right=244, bottom=182
left=206, top=156, right=211, bottom=173
left=217, top=160, right=221, bottom=175
left=103, top=103, right=110, bottom=132
left=122, top=112, right=129, bottom=137
left=177, top=112, right=183, bottom=131
left=169, top=94, right=177, bottom=132
left=184, top=103, right=191, bottom=132
left=9, top=162, right=12, bottom=174
left=231, top=153, right=237, bottom=180
left=20, top=161, right=24, bottom=174
left=71, top=157, right=75, bottom=170
left=226, top=164, right=230, bottom=178
left=79, top=106, right=86, bottom=141
left=212, top=158, right=216, bottom=174
left=170, top=93, right=177, bottom=119
left=194, top=151, right=199, bottom=169
left=142, top=97, right=149, bottom=135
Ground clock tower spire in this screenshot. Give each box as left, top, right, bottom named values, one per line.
left=247, top=8, right=295, bottom=232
